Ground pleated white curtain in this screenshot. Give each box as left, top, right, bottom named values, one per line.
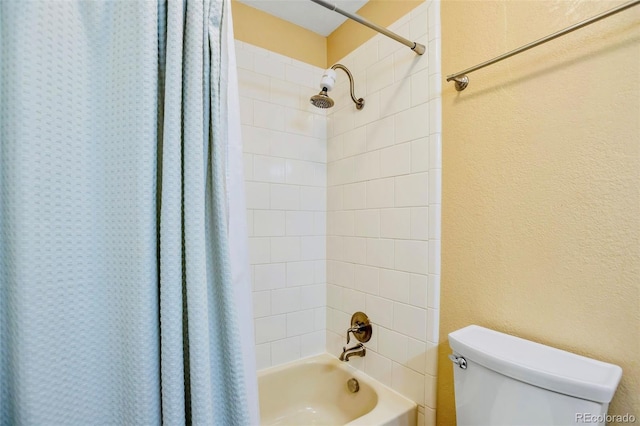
left=0, top=0, right=258, bottom=424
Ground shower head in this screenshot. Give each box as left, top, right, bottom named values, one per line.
left=310, top=88, right=335, bottom=109
left=309, top=64, right=364, bottom=110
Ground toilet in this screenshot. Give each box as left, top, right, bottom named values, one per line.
left=448, top=325, right=623, bottom=426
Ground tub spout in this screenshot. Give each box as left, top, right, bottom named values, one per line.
left=339, top=343, right=366, bottom=362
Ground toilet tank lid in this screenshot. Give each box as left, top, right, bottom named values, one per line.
left=448, top=325, right=622, bottom=403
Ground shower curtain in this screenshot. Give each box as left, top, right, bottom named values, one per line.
left=0, top=1, right=259, bottom=424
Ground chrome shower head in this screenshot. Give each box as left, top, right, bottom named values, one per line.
left=310, top=88, right=335, bottom=109
left=310, top=64, right=364, bottom=110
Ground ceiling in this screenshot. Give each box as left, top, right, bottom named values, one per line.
left=236, top=0, right=369, bottom=37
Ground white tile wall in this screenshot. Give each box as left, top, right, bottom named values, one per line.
left=237, top=1, right=441, bottom=423
left=325, top=0, right=441, bottom=422
left=237, top=40, right=327, bottom=369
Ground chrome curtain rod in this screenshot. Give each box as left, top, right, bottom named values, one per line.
left=309, top=0, right=425, bottom=55
left=447, top=0, right=640, bottom=91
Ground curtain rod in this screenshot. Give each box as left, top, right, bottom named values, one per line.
left=447, top=0, right=640, bottom=91
left=309, top=0, right=425, bottom=55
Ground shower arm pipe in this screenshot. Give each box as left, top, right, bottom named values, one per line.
left=309, top=0, right=426, bottom=55
left=446, top=0, right=640, bottom=91
left=331, top=64, right=364, bottom=109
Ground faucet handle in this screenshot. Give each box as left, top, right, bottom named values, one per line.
left=346, top=312, right=372, bottom=344
left=346, top=324, right=365, bottom=344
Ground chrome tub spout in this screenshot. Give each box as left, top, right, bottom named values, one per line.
left=339, top=343, right=366, bottom=362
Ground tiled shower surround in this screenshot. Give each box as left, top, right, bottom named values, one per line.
left=238, top=1, right=440, bottom=424
left=236, top=41, right=328, bottom=368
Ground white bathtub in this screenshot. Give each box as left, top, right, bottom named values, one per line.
left=258, top=353, right=417, bottom=426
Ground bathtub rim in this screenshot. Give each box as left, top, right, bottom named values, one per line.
left=258, top=352, right=418, bottom=426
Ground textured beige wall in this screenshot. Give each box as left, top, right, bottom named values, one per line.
left=326, top=0, right=422, bottom=65
left=232, top=0, right=422, bottom=68
left=231, top=0, right=326, bottom=68
left=438, top=1, right=639, bottom=425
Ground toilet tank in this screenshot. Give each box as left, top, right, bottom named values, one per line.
left=449, top=325, right=622, bottom=426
